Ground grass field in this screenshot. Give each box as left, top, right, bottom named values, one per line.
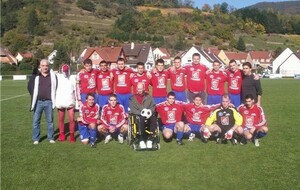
left=1, top=79, right=300, bottom=190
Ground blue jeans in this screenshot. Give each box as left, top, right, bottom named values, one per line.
left=32, top=100, right=54, bottom=141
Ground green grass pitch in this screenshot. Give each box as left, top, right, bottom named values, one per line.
left=1, top=79, right=300, bottom=190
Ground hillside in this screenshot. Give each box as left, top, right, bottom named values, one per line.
left=0, top=0, right=299, bottom=62
left=248, top=1, right=300, bottom=14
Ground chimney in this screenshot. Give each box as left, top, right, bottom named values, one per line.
left=111, top=42, right=114, bottom=49
left=131, top=42, right=134, bottom=50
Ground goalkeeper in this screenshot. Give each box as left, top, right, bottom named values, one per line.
left=129, top=82, right=157, bottom=149
left=204, top=94, right=243, bottom=144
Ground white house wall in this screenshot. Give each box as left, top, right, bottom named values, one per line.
left=181, top=47, right=212, bottom=68
left=279, top=56, right=300, bottom=77
left=272, top=48, right=293, bottom=74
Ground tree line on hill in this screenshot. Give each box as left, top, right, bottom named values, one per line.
left=0, top=0, right=299, bottom=72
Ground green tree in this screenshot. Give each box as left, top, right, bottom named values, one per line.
left=53, top=44, right=70, bottom=70
left=236, top=36, right=246, bottom=51
left=27, top=9, right=39, bottom=35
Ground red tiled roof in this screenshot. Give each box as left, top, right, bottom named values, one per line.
left=226, top=52, right=248, bottom=60
left=22, top=52, right=34, bottom=58
left=249, top=50, right=271, bottom=59
left=82, top=46, right=123, bottom=63
left=174, top=51, right=186, bottom=58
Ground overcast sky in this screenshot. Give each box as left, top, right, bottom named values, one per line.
left=194, top=0, right=298, bottom=9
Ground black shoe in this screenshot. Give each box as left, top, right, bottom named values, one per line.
left=200, top=136, right=208, bottom=144
left=216, top=138, right=222, bottom=144
left=240, top=137, right=247, bottom=145
left=231, top=138, right=237, bottom=145
left=176, top=140, right=184, bottom=145
left=90, top=143, right=96, bottom=148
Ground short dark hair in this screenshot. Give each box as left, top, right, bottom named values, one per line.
left=242, top=62, right=252, bottom=69
left=109, top=93, right=117, bottom=99
left=83, top=59, right=92, bottom=65
left=192, top=53, right=200, bottom=58
left=194, top=95, right=202, bottom=100
left=136, top=62, right=144, bottom=67
left=86, top=93, right=95, bottom=99
left=156, top=59, right=164, bottom=65
left=245, top=94, right=254, bottom=100
left=117, top=57, right=125, bottom=63
left=167, top=91, right=176, bottom=98
left=174, top=56, right=181, bottom=61
left=100, top=60, right=107, bottom=65
left=229, top=59, right=236, bottom=64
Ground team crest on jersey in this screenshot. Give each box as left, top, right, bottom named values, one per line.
left=164, top=107, right=169, bottom=111
left=218, top=112, right=223, bottom=116
left=99, top=75, right=103, bottom=78
left=244, top=110, right=249, bottom=114
left=230, top=73, right=234, bottom=77
left=191, top=108, right=195, bottom=112
left=221, top=116, right=229, bottom=125
left=84, top=75, right=88, bottom=78
left=84, top=110, right=89, bottom=114
left=107, top=111, right=112, bottom=114
left=134, top=79, right=139, bottom=83
left=190, top=68, right=194, bottom=71
left=210, top=75, right=214, bottom=79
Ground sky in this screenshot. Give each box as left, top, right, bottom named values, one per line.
left=194, top=0, right=298, bottom=9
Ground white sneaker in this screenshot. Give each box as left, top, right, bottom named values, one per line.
left=188, top=133, right=196, bottom=141
left=49, top=140, right=55, bottom=144
left=104, top=135, right=112, bottom=144
left=146, top=140, right=153, bottom=149
left=254, top=139, right=260, bottom=147
left=139, top=141, right=146, bottom=149
left=33, top=141, right=39, bottom=145
left=118, top=134, right=124, bottom=144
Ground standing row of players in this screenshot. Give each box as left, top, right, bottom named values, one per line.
left=76, top=53, right=262, bottom=114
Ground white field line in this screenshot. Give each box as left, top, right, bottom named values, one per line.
left=0, top=93, right=28, bottom=102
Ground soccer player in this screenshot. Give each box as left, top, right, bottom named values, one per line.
left=205, top=94, right=243, bottom=144
left=242, top=62, right=263, bottom=106
left=111, top=58, right=133, bottom=112
left=129, top=82, right=157, bottom=149
left=98, top=94, right=128, bottom=144
left=238, top=94, right=268, bottom=147
left=183, top=95, right=219, bottom=142
left=185, top=53, right=208, bottom=104
left=77, top=93, right=99, bottom=148
left=130, top=62, right=151, bottom=94
left=156, top=92, right=185, bottom=145
left=206, top=60, right=228, bottom=105
left=76, top=59, right=98, bottom=106
left=226, top=59, right=243, bottom=108
left=96, top=60, right=114, bottom=108
left=169, top=56, right=187, bottom=102
left=150, top=59, right=169, bottom=104
left=55, top=64, right=76, bottom=142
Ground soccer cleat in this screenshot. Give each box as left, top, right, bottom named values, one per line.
left=58, top=133, right=65, bottom=141
left=49, top=140, right=55, bottom=144
left=254, top=139, right=260, bottom=147
left=216, top=138, right=222, bottom=144
left=139, top=141, right=147, bottom=149
left=104, top=135, right=112, bottom=144
left=33, top=141, right=39, bottom=145
left=146, top=140, right=153, bottom=149
left=69, top=133, right=75, bottom=143
left=240, top=137, right=247, bottom=145
left=176, top=139, right=184, bottom=145
left=118, top=134, right=124, bottom=144
left=200, top=136, right=208, bottom=143
left=231, top=138, right=237, bottom=145
left=188, top=133, right=196, bottom=141
left=90, top=142, right=96, bottom=148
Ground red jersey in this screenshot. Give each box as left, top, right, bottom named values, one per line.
left=156, top=101, right=183, bottom=124
left=150, top=70, right=169, bottom=97
left=206, top=70, right=228, bottom=95
left=169, top=67, right=187, bottom=92
left=96, top=70, right=113, bottom=95
left=226, top=69, right=242, bottom=94
left=131, top=72, right=151, bottom=93
left=183, top=103, right=219, bottom=125
left=111, top=67, right=133, bottom=94
left=186, top=63, right=207, bottom=92
left=79, top=102, right=100, bottom=124
left=100, top=103, right=127, bottom=128
left=238, top=104, right=267, bottom=129
left=76, top=69, right=98, bottom=94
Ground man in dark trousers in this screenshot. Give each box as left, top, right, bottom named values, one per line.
left=28, top=59, right=57, bottom=144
